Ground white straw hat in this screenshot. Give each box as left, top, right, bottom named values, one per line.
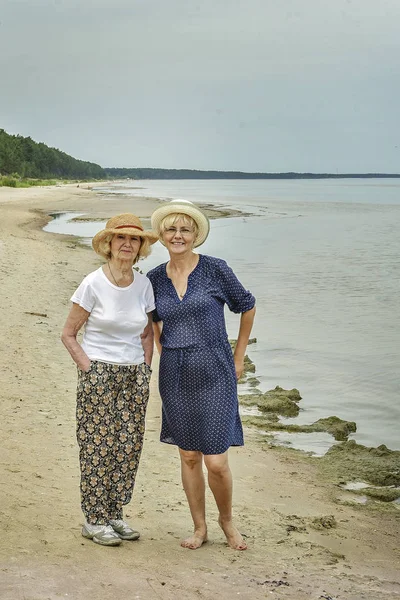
left=151, top=199, right=210, bottom=248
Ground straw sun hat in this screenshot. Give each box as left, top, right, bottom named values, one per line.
left=151, top=199, right=210, bottom=248
left=92, top=213, right=158, bottom=256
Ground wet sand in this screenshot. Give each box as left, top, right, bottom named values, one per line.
left=0, top=184, right=399, bottom=600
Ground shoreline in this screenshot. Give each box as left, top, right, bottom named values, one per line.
left=0, top=184, right=399, bottom=599
left=43, top=184, right=399, bottom=456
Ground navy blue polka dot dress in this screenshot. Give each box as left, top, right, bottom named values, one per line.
left=147, top=255, right=256, bottom=455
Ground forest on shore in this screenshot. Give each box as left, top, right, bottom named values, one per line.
left=105, top=167, right=400, bottom=180
left=1, top=128, right=399, bottom=185
left=0, top=129, right=105, bottom=183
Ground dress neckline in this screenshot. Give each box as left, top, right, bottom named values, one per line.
left=164, top=254, right=202, bottom=302
left=164, top=254, right=202, bottom=278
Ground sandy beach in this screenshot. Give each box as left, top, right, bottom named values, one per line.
left=0, top=184, right=399, bottom=600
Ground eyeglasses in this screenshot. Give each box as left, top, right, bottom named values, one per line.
left=164, top=227, right=194, bottom=237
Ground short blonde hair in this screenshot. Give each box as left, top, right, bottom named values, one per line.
left=159, top=213, right=199, bottom=242
left=96, top=233, right=152, bottom=263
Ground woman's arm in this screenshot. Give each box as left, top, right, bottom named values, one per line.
left=153, top=321, right=163, bottom=355
left=61, top=303, right=91, bottom=371
left=233, top=306, right=256, bottom=380
left=141, top=312, right=154, bottom=366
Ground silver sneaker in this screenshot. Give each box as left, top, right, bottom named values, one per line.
left=81, top=522, right=121, bottom=546
left=109, top=519, right=140, bottom=540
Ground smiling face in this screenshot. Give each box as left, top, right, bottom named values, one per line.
left=110, top=233, right=141, bottom=263
left=161, top=217, right=197, bottom=255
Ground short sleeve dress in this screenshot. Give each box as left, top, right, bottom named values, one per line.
left=147, top=254, right=255, bottom=455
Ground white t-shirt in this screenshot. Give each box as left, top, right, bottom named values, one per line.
left=71, top=266, right=155, bottom=365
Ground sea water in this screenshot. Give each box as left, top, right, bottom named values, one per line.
left=45, top=179, right=400, bottom=452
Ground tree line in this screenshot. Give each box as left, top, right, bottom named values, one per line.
left=105, top=167, right=400, bottom=180
left=1, top=128, right=399, bottom=182
left=0, top=129, right=106, bottom=180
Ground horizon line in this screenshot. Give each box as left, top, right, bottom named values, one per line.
left=103, top=167, right=400, bottom=178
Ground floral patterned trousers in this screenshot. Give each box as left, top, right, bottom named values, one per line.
left=76, top=360, right=150, bottom=525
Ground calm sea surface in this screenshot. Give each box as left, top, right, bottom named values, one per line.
left=45, top=179, right=400, bottom=453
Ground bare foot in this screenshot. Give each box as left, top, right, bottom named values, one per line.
left=180, top=530, right=208, bottom=550
left=218, top=518, right=247, bottom=550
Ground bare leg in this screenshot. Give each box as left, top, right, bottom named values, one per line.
left=204, top=452, right=247, bottom=550
left=179, top=449, right=208, bottom=549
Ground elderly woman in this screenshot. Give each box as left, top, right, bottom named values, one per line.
left=148, top=200, right=256, bottom=551
left=62, top=213, right=157, bottom=547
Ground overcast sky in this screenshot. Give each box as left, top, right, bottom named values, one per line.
left=1, top=0, right=399, bottom=172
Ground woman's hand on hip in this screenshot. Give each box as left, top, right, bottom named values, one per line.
left=234, top=356, right=244, bottom=381
left=80, top=359, right=91, bottom=373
